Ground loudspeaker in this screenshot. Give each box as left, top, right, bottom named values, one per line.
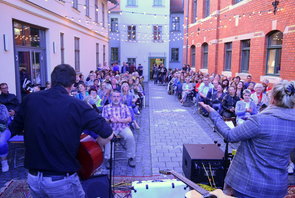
left=81, top=175, right=113, bottom=198
left=182, top=144, right=225, bottom=187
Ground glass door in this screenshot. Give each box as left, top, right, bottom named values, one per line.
left=15, top=49, right=46, bottom=100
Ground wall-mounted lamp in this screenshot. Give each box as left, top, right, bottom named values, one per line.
left=272, top=0, right=279, bottom=15
left=3, top=34, right=8, bottom=51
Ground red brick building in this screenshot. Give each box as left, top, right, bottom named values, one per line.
left=183, top=0, right=295, bottom=83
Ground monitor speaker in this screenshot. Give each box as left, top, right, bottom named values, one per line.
left=182, top=144, right=225, bottom=188
left=81, top=175, right=113, bottom=198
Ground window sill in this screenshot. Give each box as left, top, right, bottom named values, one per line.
left=153, top=40, right=164, bottom=43
left=260, top=75, right=281, bottom=84
left=126, top=5, right=138, bottom=7
left=170, top=61, right=180, bottom=63
left=170, top=30, right=181, bottom=33
left=153, top=5, right=165, bottom=7
left=72, top=7, right=80, bottom=13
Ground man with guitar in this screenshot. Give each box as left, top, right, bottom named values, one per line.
left=200, top=80, right=295, bottom=198
left=9, top=64, right=114, bottom=198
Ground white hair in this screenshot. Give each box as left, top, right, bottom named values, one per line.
left=271, top=80, right=295, bottom=109
left=254, top=83, right=263, bottom=90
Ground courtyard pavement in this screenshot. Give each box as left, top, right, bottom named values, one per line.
left=0, top=81, right=294, bottom=190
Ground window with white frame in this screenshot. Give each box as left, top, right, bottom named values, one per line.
left=153, top=26, right=162, bottom=41
left=202, top=43, right=208, bottom=69
left=111, top=48, right=119, bottom=63
left=73, top=0, right=78, bottom=10
left=60, top=33, right=65, bottom=64
left=102, top=2, right=105, bottom=27
left=95, top=0, right=98, bottom=23
left=96, top=43, right=99, bottom=67
left=240, top=39, right=250, bottom=73
left=171, top=48, right=179, bottom=62
left=192, top=0, right=197, bottom=23
left=127, top=0, right=136, bottom=6
left=203, top=0, right=210, bottom=18
left=153, top=0, right=163, bottom=6
left=127, top=26, right=136, bottom=41
left=74, top=37, right=80, bottom=72
left=224, top=42, right=232, bottom=71
left=111, top=18, right=118, bottom=32
left=266, top=31, right=283, bottom=75
left=171, top=17, right=180, bottom=31
left=85, top=0, right=90, bottom=17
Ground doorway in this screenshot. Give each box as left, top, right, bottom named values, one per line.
left=148, top=57, right=165, bottom=80
left=13, top=20, right=47, bottom=100
left=15, top=49, right=46, bottom=99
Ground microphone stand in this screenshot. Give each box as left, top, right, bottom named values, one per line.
left=109, top=135, right=117, bottom=198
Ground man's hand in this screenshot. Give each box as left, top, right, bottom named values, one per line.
left=96, top=133, right=114, bottom=148
left=9, top=110, right=15, bottom=116
left=198, top=102, right=215, bottom=113
left=110, top=117, right=118, bottom=123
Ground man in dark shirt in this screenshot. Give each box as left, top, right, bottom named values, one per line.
left=9, top=64, right=113, bottom=198
left=0, top=83, right=19, bottom=117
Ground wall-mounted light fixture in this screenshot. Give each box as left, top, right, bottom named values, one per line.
left=272, top=0, right=279, bottom=15
left=3, top=34, right=8, bottom=51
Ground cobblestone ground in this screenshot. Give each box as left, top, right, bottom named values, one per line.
left=0, top=82, right=294, bottom=189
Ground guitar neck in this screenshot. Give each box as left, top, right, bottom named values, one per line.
left=169, top=170, right=210, bottom=197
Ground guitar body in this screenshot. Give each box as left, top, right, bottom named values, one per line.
left=78, top=135, right=103, bottom=180
left=186, top=189, right=235, bottom=198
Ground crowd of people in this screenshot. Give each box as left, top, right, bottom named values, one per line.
left=165, top=66, right=295, bottom=175
left=0, top=62, right=146, bottom=172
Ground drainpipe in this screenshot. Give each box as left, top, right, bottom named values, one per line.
left=185, top=0, right=190, bottom=65
left=214, top=0, right=221, bottom=74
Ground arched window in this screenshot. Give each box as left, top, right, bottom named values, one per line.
left=266, top=31, right=283, bottom=75
left=202, top=43, right=208, bottom=69
left=191, top=45, right=196, bottom=67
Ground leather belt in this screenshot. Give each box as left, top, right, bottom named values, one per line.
left=29, top=169, right=76, bottom=181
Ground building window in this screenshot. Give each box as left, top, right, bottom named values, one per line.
left=191, top=45, right=196, bottom=68
left=60, top=33, right=65, bottom=64
left=153, top=0, right=163, bottom=6
left=171, top=48, right=179, bottom=62
left=73, top=0, right=78, bottom=10
left=153, top=26, right=162, bottom=41
left=266, top=31, right=283, bottom=75
left=95, top=0, right=98, bottom=23
left=192, top=0, right=197, bottom=23
left=103, top=45, right=106, bottom=64
left=111, top=47, right=119, bottom=63
left=111, top=18, right=118, bottom=32
left=74, top=37, right=80, bottom=72
left=127, top=0, right=136, bottom=6
left=102, top=3, right=105, bottom=27
left=202, top=43, right=208, bottom=69
left=224, top=42, right=232, bottom=71
left=85, top=0, right=90, bottom=17
left=171, top=17, right=180, bottom=31
left=127, top=26, right=136, bottom=41
left=203, top=0, right=210, bottom=18
left=127, top=58, right=136, bottom=66
left=233, top=0, right=243, bottom=4
left=240, top=39, right=250, bottom=73
left=96, top=43, right=99, bottom=67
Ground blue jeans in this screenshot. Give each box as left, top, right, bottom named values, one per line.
left=0, top=128, right=11, bottom=158
left=27, top=172, right=85, bottom=198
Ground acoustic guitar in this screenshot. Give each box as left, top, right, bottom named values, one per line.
left=159, top=170, right=235, bottom=198
left=77, top=134, right=103, bottom=180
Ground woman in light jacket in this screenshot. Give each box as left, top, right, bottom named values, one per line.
left=235, top=89, right=257, bottom=125
left=200, top=80, right=295, bottom=198
left=250, top=83, right=269, bottom=111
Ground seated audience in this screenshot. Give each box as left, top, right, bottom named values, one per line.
left=0, top=83, right=19, bottom=118
left=0, top=104, right=11, bottom=172
left=251, top=83, right=269, bottom=111
left=235, top=89, right=258, bottom=125
left=221, top=86, right=240, bottom=119
left=102, top=91, right=136, bottom=168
